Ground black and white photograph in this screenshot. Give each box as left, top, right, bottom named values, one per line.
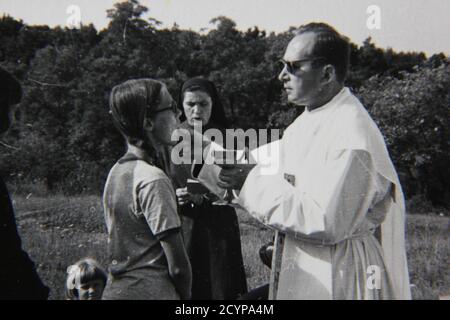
left=0, top=0, right=448, bottom=306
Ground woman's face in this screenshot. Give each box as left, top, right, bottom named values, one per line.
left=148, top=85, right=181, bottom=146
left=182, top=90, right=213, bottom=127
left=78, top=279, right=105, bottom=300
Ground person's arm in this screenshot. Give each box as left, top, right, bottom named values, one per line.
left=138, top=177, right=192, bottom=299
left=159, top=230, right=192, bottom=300
left=238, top=149, right=392, bottom=244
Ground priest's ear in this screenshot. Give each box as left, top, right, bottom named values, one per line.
left=320, top=64, right=337, bottom=85
left=143, top=116, right=154, bottom=132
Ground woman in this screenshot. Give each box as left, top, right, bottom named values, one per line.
left=169, top=77, right=247, bottom=300
left=102, top=79, right=192, bottom=300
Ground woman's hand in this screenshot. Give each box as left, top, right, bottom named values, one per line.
left=176, top=187, right=204, bottom=206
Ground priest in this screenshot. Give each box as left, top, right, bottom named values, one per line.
left=213, top=23, right=411, bottom=300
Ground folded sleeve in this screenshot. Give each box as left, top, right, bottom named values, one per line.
left=137, top=178, right=181, bottom=237
left=239, top=149, right=392, bottom=244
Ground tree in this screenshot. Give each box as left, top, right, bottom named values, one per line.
left=358, top=63, right=450, bottom=206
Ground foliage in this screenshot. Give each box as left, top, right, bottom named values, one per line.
left=357, top=64, right=450, bottom=205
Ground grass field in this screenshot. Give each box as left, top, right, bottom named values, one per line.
left=11, top=194, right=449, bottom=300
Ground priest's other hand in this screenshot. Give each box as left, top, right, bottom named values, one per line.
left=217, top=164, right=255, bottom=190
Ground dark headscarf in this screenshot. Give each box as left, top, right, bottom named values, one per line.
left=178, top=77, right=229, bottom=130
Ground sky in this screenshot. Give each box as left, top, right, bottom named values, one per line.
left=0, top=0, right=449, bottom=56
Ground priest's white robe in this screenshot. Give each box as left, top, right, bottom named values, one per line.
left=237, top=88, right=411, bottom=300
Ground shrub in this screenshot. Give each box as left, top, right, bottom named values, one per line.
left=357, top=64, right=450, bottom=206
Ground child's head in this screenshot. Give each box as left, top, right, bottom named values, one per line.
left=65, top=258, right=107, bottom=300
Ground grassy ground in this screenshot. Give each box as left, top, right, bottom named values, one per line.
left=11, top=194, right=449, bottom=300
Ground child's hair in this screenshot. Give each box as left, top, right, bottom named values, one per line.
left=65, top=258, right=107, bottom=300
left=109, top=78, right=163, bottom=146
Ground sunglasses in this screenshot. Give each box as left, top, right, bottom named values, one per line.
left=277, top=57, right=326, bottom=74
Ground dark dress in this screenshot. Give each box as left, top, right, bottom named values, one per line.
left=168, top=121, right=248, bottom=300
left=0, top=177, right=49, bottom=300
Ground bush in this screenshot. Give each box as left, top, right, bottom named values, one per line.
left=357, top=64, right=450, bottom=206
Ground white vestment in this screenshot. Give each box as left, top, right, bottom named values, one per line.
left=237, top=88, right=411, bottom=300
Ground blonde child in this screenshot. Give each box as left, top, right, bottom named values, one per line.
left=65, top=258, right=107, bottom=300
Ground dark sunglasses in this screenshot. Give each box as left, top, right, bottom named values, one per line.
left=277, top=57, right=326, bottom=74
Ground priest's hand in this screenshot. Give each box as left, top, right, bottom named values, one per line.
left=217, top=164, right=256, bottom=190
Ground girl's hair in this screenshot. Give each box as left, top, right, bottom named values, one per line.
left=109, top=78, right=163, bottom=146
left=65, top=258, right=107, bottom=300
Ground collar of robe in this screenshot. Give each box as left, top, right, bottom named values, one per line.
left=304, top=87, right=348, bottom=115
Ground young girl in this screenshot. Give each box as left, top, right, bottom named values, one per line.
left=102, top=79, right=191, bottom=300
left=65, top=258, right=107, bottom=300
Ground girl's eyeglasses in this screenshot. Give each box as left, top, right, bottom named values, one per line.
left=153, top=100, right=179, bottom=115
